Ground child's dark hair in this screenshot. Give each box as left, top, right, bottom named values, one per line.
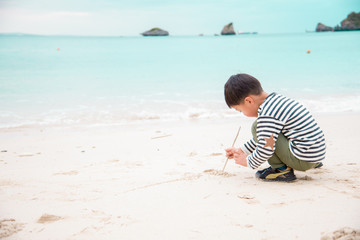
left=224, top=74, right=263, bottom=108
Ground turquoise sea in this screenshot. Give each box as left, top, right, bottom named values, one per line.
left=0, top=32, right=359, bottom=128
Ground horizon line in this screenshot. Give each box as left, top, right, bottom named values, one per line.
left=0, top=31, right=329, bottom=38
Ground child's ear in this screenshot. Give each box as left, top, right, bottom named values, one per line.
left=244, top=96, right=254, bottom=104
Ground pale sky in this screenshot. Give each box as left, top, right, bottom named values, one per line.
left=0, top=0, right=359, bottom=36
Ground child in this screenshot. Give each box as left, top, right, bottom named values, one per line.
left=224, top=73, right=326, bottom=182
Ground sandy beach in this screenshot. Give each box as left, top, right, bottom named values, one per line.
left=0, top=113, right=359, bottom=239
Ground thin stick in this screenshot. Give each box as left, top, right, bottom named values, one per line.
left=151, top=134, right=172, bottom=139
left=222, top=126, right=241, bottom=172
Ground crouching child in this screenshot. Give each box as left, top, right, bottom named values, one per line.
left=224, top=73, right=326, bottom=182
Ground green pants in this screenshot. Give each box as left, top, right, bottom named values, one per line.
left=251, top=121, right=318, bottom=171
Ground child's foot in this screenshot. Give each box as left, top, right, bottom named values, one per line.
left=314, top=162, right=323, bottom=169
left=255, top=166, right=297, bottom=182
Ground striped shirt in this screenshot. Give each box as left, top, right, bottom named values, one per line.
left=241, top=92, right=326, bottom=169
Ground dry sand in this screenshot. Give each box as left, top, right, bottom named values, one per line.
left=0, top=113, right=359, bottom=239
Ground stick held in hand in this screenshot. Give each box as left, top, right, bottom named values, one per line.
left=222, top=126, right=241, bottom=172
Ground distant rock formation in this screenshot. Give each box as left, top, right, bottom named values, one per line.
left=221, top=23, right=235, bottom=35
left=316, top=23, right=333, bottom=32
left=316, top=12, right=360, bottom=32
left=141, top=28, right=169, bottom=36
left=335, top=12, right=360, bottom=31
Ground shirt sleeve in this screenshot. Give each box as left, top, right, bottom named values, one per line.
left=246, top=116, right=284, bottom=169
left=241, top=138, right=256, bottom=155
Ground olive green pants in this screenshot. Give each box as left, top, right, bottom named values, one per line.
left=251, top=121, right=318, bottom=171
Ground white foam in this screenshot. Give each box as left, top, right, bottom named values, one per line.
left=0, top=94, right=359, bottom=129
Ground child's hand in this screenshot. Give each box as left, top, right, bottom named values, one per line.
left=225, top=147, right=237, bottom=159
left=225, top=147, right=244, bottom=158
left=225, top=148, right=247, bottom=167
left=233, top=149, right=248, bottom=167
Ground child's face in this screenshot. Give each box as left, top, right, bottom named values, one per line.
left=231, top=99, right=258, bottom=117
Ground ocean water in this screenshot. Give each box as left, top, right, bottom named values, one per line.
left=0, top=32, right=359, bottom=128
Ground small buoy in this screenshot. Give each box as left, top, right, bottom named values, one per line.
left=57, top=48, right=60, bottom=51
left=306, top=49, right=311, bottom=54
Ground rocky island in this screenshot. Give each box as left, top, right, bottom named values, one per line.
left=316, top=23, right=334, bottom=32
left=221, top=23, right=236, bottom=35
left=141, top=28, right=169, bottom=36
left=316, top=12, right=360, bottom=32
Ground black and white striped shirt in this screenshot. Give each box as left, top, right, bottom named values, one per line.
left=241, top=92, right=326, bottom=169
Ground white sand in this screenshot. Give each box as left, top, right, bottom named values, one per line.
left=0, top=113, right=359, bottom=239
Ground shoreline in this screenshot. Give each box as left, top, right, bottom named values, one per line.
left=0, top=109, right=359, bottom=131
left=2, top=85, right=360, bottom=130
